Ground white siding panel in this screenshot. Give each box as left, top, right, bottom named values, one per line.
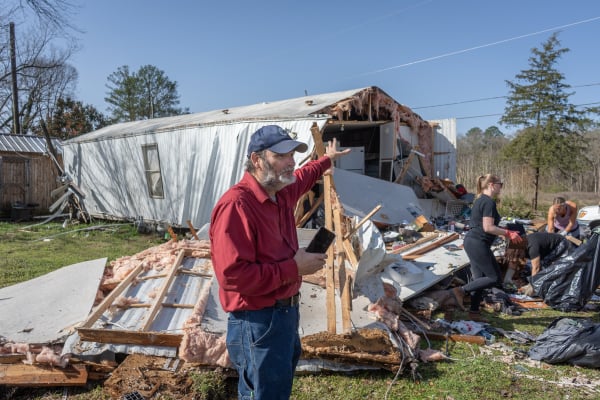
left=429, top=118, right=457, bottom=182
left=63, top=118, right=326, bottom=227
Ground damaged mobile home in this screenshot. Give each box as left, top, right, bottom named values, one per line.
left=61, top=86, right=458, bottom=228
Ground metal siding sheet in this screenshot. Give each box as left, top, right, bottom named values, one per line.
left=430, top=118, right=457, bottom=182
left=63, top=119, right=326, bottom=227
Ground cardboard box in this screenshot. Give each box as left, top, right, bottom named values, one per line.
left=413, top=215, right=435, bottom=232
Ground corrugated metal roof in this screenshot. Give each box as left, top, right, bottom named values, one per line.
left=65, top=86, right=381, bottom=143
left=0, top=133, right=62, bottom=155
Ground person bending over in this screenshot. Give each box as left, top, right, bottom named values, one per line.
left=547, top=197, right=579, bottom=238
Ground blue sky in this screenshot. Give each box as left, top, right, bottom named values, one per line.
left=64, top=0, right=600, bottom=135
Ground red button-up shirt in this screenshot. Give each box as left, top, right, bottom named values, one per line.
left=209, top=156, right=332, bottom=312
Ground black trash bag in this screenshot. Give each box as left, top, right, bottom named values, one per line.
left=529, top=317, right=600, bottom=368
left=531, top=232, right=600, bottom=311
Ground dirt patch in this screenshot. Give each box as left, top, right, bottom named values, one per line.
left=103, top=354, right=194, bottom=399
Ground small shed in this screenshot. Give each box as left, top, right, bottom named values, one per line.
left=0, top=133, right=63, bottom=219
left=62, top=86, right=456, bottom=227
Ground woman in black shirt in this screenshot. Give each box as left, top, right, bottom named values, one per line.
left=450, top=174, right=522, bottom=321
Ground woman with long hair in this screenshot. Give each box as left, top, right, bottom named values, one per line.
left=450, top=174, right=522, bottom=321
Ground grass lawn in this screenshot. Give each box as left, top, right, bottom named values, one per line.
left=1, top=220, right=600, bottom=399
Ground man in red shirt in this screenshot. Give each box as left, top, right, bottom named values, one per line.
left=210, top=125, right=350, bottom=399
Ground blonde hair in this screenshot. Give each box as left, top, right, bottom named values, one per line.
left=475, top=174, right=501, bottom=195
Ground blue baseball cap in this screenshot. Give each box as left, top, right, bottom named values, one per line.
left=247, top=125, right=308, bottom=158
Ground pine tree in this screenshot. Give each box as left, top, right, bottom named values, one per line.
left=104, top=65, right=186, bottom=122
left=500, top=33, right=594, bottom=210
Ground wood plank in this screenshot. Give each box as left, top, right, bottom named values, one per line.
left=77, top=328, right=183, bottom=347
left=341, top=238, right=359, bottom=267
left=333, top=207, right=351, bottom=333
left=0, top=354, right=26, bottom=364
left=187, top=220, right=200, bottom=240
left=388, top=233, right=440, bottom=255
left=178, top=268, right=212, bottom=278
left=343, top=204, right=383, bottom=240
left=0, top=364, right=88, bottom=387
left=142, top=249, right=185, bottom=331
left=167, top=226, right=178, bottom=241
left=419, top=331, right=486, bottom=345
left=311, top=123, right=336, bottom=334
left=123, top=302, right=195, bottom=309
left=401, top=233, right=460, bottom=260
left=80, top=264, right=144, bottom=329
left=295, top=193, right=324, bottom=228
left=565, top=235, right=582, bottom=246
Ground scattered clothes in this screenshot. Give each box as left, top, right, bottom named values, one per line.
left=483, top=287, right=522, bottom=315
left=528, top=317, right=600, bottom=368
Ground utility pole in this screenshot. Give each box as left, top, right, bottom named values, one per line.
left=10, top=22, right=21, bottom=134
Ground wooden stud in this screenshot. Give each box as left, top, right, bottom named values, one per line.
left=343, top=204, right=383, bottom=240
left=311, top=123, right=336, bottom=333
left=333, top=207, right=351, bottom=332
left=142, top=249, right=186, bottom=331
left=80, top=264, right=144, bottom=329
left=394, top=152, right=414, bottom=184
left=341, top=238, right=359, bottom=267
left=295, top=193, right=324, bottom=228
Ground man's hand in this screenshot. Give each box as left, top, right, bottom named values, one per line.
left=504, top=229, right=523, bottom=244
left=294, top=248, right=327, bottom=276
left=559, top=230, right=568, bottom=236
left=325, top=138, right=351, bottom=162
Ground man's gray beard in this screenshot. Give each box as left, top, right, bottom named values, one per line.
left=260, top=161, right=296, bottom=191
left=261, top=171, right=296, bottom=191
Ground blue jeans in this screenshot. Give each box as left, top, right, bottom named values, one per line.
left=227, top=305, right=301, bottom=400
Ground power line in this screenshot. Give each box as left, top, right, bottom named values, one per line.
left=413, top=82, right=600, bottom=110
left=456, top=113, right=503, bottom=121
left=351, top=16, right=600, bottom=78
left=413, top=96, right=505, bottom=110
left=454, top=101, right=600, bottom=121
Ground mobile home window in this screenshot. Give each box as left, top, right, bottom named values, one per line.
left=142, top=144, right=164, bottom=198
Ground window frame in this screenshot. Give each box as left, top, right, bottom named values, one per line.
left=141, top=143, right=165, bottom=199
